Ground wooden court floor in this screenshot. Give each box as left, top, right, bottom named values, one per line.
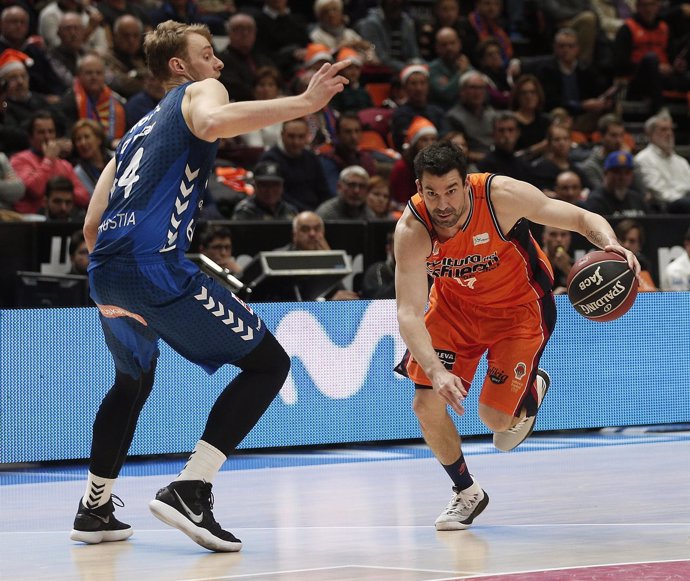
left=1, top=432, right=689, bottom=581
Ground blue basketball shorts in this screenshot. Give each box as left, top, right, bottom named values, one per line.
left=89, top=256, right=266, bottom=378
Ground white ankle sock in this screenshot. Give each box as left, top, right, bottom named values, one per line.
left=82, top=473, right=116, bottom=509
left=175, top=440, right=226, bottom=484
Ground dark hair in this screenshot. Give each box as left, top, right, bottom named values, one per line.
left=28, top=110, right=56, bottom=135
left=509, top=74, right=545, bottom=112
left=46, top=175, right=74, bottom=198
left=597, top=113, right=623, bottom=134
left=615, top=219, right=645, bottom=246
left=200, top=226, right=232, bottom=247
left=413, top=141, right=468, bottom=181
left=69, top=230, right=85, bottom=256
left=336, top=111, right=361, bottom=132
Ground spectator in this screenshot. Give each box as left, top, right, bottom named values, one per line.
left=231, top=161, right=298, bottom=220
left=95, top=0, right=150, bottom=31
left=418, top=0, right=478, bottom=63
left=476, top=38, right=511, bottom=109
left=0, top=48, right=66, bottom=135
left=391, top=63, right=448, bottom=152
left=218, top=13, right=274, bottom=103
left=271, top=211, right=359, bottom=300
left=592, top=0, right=635, bottom=42
left=310, top=0, right=373, bottom=56
left=0, top=151, right=25, bottom=210
left=510, top=74, right=550, bottom=157
left=38, top=0, right=107, bottom=54
left=551, top=170, right=587, bottom=205
left=0, top=5, right=67, bottom=97
left=585, top=151, right=649, bottom=217
left=467, top=0, right=513, bottom=64
left=329, top=46, right=372, bottom=113
left=68, top=229, right=90, bottom=275
left=428, top=26, right=473, bottom=111
left=440, top=129, right=478, bottom=172
left=318, top=111, right=377, bottom=195
left=634, top=110, right=690, bottom=214
left=46, top=12, right=89, bottom=88
left=10, top=110, right=89, bottom=214
left=198, top=226, right=243, bottom=276
left=241, top=66, right=283, bottom=149
left=316, top=165, right=375, bottom=220
left=663, top=226, right=690, bottom=291
left=476, top=111, right=531, bottom=181
left=529, top=122, right=587, bottom=192
left=541, top=225, right=573, bottom=294
left=71, top=118, right=112, bottom=195
left=445, top=70, right=496, bottom=162
left=366, top=175, right=395, bottom=219
left=518, top=28, right=613, bottom=133
left=260, top=117, right=332, bottom=211
left=538, top=0, right=598, bottom=66
left=614, top=218, right=657, bottom=290
left=149, top=0, right=225, bottom=35
left=254, top=0, right=310, bottom=76
left=40, top=175, right=85, bottom=221
left=577, top=114, right=633, bottom=191
left=355, top=0, right=421, bottom=73
left=361, top=231, right=396, bottom=298
left=124, top=70, right=165, bottom=129
left=613, top=0, right=688, bottom=114
left=103, top=15, right=147, bottom=99
left=390, top=116, right=439, bottom=208
left=60, top=52, right=127, bottom=147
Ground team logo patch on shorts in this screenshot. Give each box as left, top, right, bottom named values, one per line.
left=514, top=362, right=527, bottom=380
left=435, top=349, right=456, bottom=370
left=488, top=366, right=508, bottom=384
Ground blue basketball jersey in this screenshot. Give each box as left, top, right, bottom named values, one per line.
left=90, top=82, right=218, bottom=266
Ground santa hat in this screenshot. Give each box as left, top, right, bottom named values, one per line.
left=0, top=49, right=33, bottom=78
left=400, top=63, right=429, bottom=84
left=406, top=116, right=437, bottom=148
left=336, top=46, right=363, bottom=67
left=304, top=43, right=333, bottom=68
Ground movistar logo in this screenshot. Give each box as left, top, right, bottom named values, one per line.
left=274, top=301, right=408, bottom=405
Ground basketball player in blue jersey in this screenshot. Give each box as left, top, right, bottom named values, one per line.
left=69, top=21, right=350, bottom=553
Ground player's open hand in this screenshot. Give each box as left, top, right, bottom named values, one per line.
left=303, top=60, right=350, bottom=111
left=605, top=244, right=642, bottom=281
left=431, top=369, right=467, bottom=416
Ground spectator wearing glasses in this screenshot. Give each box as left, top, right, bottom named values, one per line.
left=198, top=226, right=243, bottom=276
left=316, top=165, right=375, bottom=220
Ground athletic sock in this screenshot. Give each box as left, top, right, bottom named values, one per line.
left=175, top=440, right=227, bottom=484
left=442, top=452, right=474, bottom=491
left=82, top=472, right=116, bottom=509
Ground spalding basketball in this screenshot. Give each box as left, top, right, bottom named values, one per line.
left=566, top=251, right=638, bottom=322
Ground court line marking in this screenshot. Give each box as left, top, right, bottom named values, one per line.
left=423, top=558, right=690, bottom=581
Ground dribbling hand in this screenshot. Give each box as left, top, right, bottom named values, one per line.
left=432, top=369, right=467, bottom=416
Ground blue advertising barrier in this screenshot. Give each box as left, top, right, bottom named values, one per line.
left=1, top=293, right=689, bottom=464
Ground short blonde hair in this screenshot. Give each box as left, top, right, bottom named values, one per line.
left=144, top=20, right=212, bottom=82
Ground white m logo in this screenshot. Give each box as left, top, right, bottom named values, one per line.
left=274, top=301, right=408, bottom=405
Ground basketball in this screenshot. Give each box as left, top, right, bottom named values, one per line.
left=566, top=251, right=638, bottom=322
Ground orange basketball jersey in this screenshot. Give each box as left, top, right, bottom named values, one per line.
left=409, top=173, right=554, bottom=307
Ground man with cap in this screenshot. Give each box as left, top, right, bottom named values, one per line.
left=231, top=161, right=298, bottom=221
left=316, top=164, right=376, bottom=220
left=585, top=151, right=649, bottom=218
left=391, top=63, right=448, bottom=152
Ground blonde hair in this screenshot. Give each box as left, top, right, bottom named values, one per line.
left=144, top=20, right=212, bottom=82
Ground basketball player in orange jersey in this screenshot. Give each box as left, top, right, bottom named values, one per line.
left=394, top=141, right=641, bottom=530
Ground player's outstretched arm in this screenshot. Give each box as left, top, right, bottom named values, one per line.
left=186, top=61, right=350, bottom=142
left=83, top=157, right=117, bottom=253
left=492, top=176, right=641, bottom=277
left=394, top=212, right=467, bottom=415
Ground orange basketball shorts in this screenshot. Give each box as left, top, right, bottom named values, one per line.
left=406, top=293, right=556, bottom=416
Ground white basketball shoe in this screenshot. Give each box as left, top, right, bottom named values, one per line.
left=434, top=479, right=489, bottom=531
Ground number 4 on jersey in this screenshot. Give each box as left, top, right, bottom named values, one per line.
left=117, top=147, right=144, bottom=199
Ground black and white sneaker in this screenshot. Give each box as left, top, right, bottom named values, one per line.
left=149, top=480, right=242, bottom=552
left=70, top=495, right=133, bottom=544
left=435, top=480, right=489, bottom=531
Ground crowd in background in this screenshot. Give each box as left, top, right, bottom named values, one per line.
left=1, top=0, right=690, bottom=296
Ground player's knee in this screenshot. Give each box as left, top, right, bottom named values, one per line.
left=412, top=392, right=442, bottom=426
left=478, top=405, right=513, bottom=433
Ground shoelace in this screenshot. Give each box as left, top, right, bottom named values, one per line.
left=111, top=494, right=125, bottom=508
left=446, top=490, right=480, bottom=514
left=503, top=416, right=530, bottom=435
